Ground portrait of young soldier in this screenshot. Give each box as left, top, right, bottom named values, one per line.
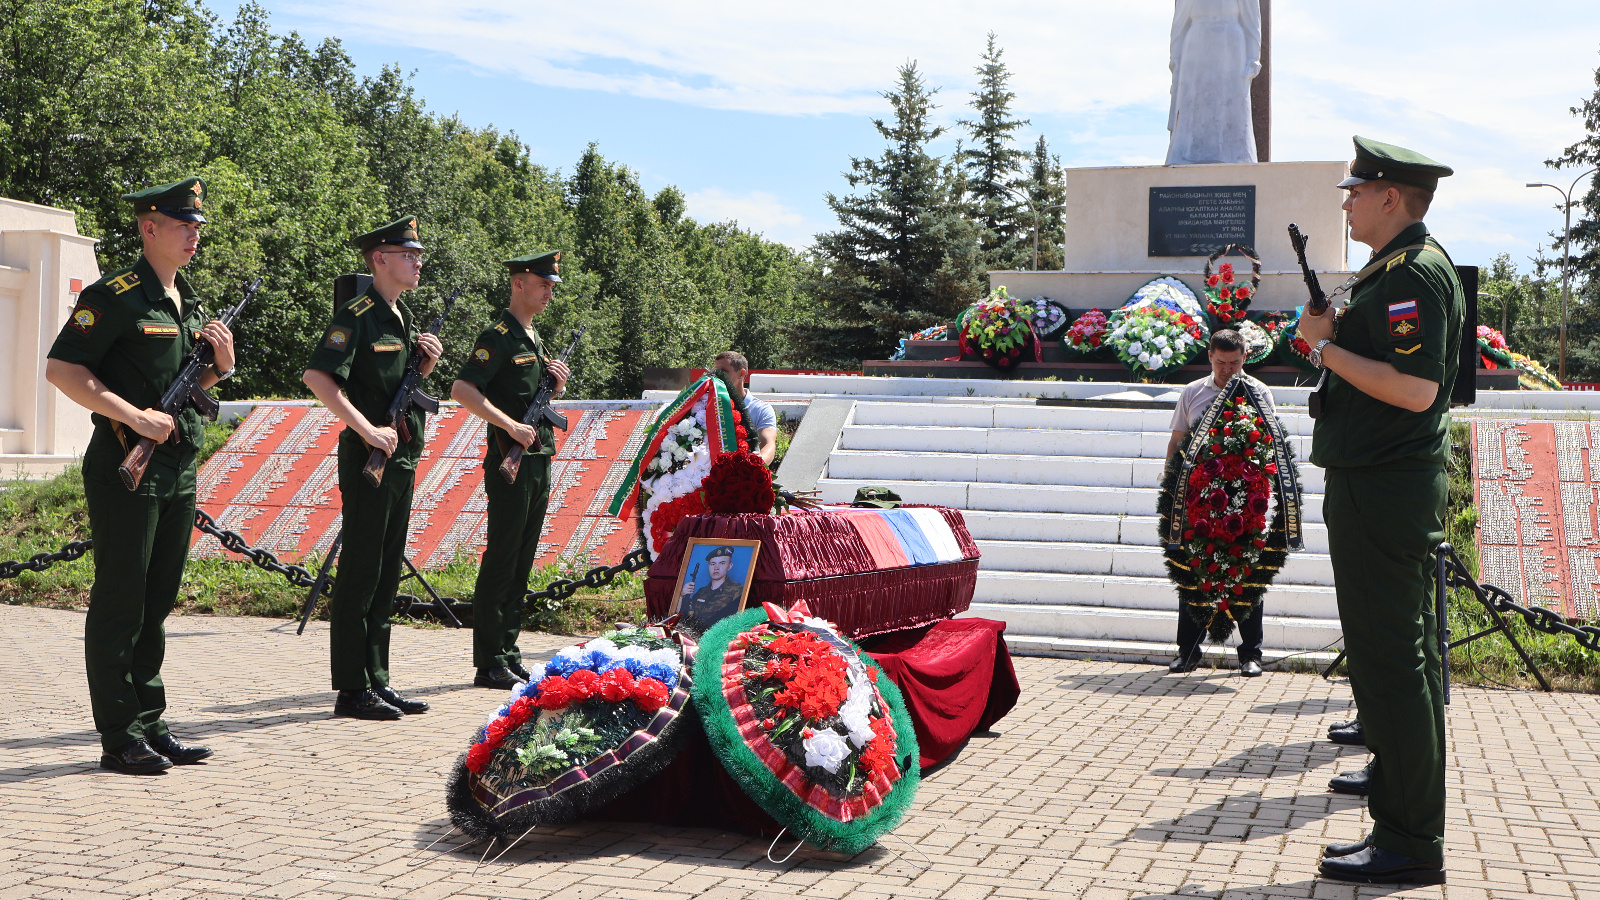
left=301, top=216, right=442, bottom=721
left=449, top=251, right=571, bottom=691
left=678, top=546, right=747, bottom=626
left=44, top=177, right=235, bottom=774
left=1298, top=136, right=1462, bottom=886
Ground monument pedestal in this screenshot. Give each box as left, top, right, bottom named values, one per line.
left=987, top=161, right=1352, bottom=313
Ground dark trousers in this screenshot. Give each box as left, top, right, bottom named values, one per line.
left=1175, top=600, right=1263, bottom=662
left=472, top=455, right=551, bottom=669
left=330, top=439, right=415, bottom=691
left=81, top=442, right=196, bottom=751
left=1325, top=466, right=1447, bottom=865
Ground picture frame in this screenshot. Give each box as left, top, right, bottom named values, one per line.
left=670, top=538, right=762, bottom=629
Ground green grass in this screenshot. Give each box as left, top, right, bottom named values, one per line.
left=0, top=419, right=644, bottom=635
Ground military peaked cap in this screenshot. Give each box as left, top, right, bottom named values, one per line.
left=851, top=486, right=903, bottom=509
left=350, top=215, right=422, bottom=252
left=1338, top=136, right=1454, bottom=192
left=506, top=249, right=562, bottom=283
left=706, top=546, right=736, bottom=561
left=123, top=177, right=206, bottom=223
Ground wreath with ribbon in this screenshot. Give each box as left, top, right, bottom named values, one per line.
left=1235, top=318, right=1276, bottom=366
left=1105, top=304, right=1207, bottom=379
left=694, top=602, right=920, bottom=855
left=446, top=626, right=693, bottom=841
left=1157, top=376, right=1303, bottom=643
left=1203, top=246, right=1262, bottom=325
left=1060, top=308, right=1110, bottom=358
left=957, top=286, right=1042, bottom=371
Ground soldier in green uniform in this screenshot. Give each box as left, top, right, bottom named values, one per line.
left=45, top=177, right=235, bottom=774
left=302, top=216, right=443, bottom=720
left=1298, top=137, right=1461, bottom=885
left=678, top=546, right=747, bottom=627
left=449, top=250, right=571, bottom=690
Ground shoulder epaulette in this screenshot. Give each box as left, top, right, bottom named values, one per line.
left=346, top=296, right=374, bottom=317
left=493, top=322, right=509, bottom=334
left=105, top=270, right=141, bottom=295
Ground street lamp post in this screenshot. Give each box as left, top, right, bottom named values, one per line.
left=989, top=180, right=1066, bottom=271
left=1527, top=166, right=1598, bottom=384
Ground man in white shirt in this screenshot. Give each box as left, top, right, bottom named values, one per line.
left=712, top=351, right=778, bottom=465
left=1165, top=329, right=1276, bottom=676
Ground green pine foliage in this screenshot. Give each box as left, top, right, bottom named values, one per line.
left=957, top=33, right=1032, bottom=271
left=1544, top=47, right=1600, bottom=306
left=808, top=62, right=985, bottom=366
left=1026, top=137, right=1068, bottom=271
left=0, top=0, right=814, bottom=399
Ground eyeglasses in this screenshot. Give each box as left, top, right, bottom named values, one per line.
left=379, top=250, right=425, bottom=265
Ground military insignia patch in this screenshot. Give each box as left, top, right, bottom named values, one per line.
left=349, top=296, right=374, bottom=317
left=1387, top=299, right=1421, bottom=339
left=1386, top=253, right=1406, bottom=272
left=371, top=340, right=405, bottom=352
left=324, top=325, right=352, bottom=350
left=139, top=323, right=180, bottom=337
left=108, top=272, right=141, bottom=294
left=512, top=352, right=539, bottom=366
left=68, top=305, right=100, bottom=334
left=472, top=345, right=494, bottom=366
left=1394, top=344, right=1423, bottom=355
left=493, top=322, right=509, bottom=334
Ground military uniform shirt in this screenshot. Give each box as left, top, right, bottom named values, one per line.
left=47, top=256, right=207, bottom=457
left=1311, top=222, right=1463, bottom=469
left=304, top=284, right=425, bottom=469
left=454, top=309, right=556, bottom=461
left=686, top=578, right=746, bottom=621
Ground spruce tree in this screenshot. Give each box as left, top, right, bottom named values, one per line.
left=809, top=62, right=984, bottom=366
left=1026, top=136, right=1068, bottom=271
left=1545, top=49, right=1600, bottom=304
left=958, top=33, right=1031, bottom=270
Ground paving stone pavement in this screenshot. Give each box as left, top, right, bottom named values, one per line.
left=1, top=605, right=1597, bottom=900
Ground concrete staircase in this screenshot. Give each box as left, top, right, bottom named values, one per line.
left=811, top=400, right=1342, bottom=666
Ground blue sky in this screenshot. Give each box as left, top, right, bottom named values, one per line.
left=252, top=1, right=1600, bottom=275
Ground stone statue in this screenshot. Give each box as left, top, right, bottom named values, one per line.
left=1166, top=0, right=1262, bottom=165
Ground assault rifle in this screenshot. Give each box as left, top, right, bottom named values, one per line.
left=498, top=325, right=585, bottom=484
left=1286, top=224, right=1330, bottom=419
left=119, top=275, right=262, bottom=490
left=362, top=287, right=459, bottom=487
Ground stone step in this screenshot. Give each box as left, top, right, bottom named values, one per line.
left=839, top=424, right=1315, bottom=461
left=960, top=509, right=1331, bottom=554
left=973, top=540, right=1335, bottom=586
left=973, top=570, right=1339, bottom=619
left=964, top=601, right=1343, bottom=649
left=817, top=477, right=1327, bottom=523
left=827, top=449, right=1326, bottom=492
left=848, top=401, right=1316, bottom=436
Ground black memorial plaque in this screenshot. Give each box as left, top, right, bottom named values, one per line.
left=1148, top=185, right=1256, bottom=257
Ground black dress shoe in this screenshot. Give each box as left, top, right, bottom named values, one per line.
left=475, top=666, right=524, bottom=690
left=1328, top=717, right=1357, bottom=733
left=334, top=689, right=403, bottom=721
left=1318, top=845, right=1444, bottom=884
left=507, top=662, right=534, bottom=682
left=1239, top=659, right=1263, bottom=677
left=100, top=739, right=173, bottom=775
left=1168, top=653, right=1201, bottom=674
left=1329, top=719, right=1366, bottom=746
left=1329, top=760, right=1373, bottom=796
left=1324, top=833, right=1372, bottom=858
left=373, top=685, right=429, bottom=714
left=149, top=732, right=214, bottom=765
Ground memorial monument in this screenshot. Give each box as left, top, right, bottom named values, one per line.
left=1166, top=0, right=1262, bottom=166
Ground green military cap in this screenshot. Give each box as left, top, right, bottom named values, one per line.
left=349, top=214, right=422, bottom=252
left=706, top=546, right=736, bottom=561
left=505, top=249, right=562, bottom=283
left=122, top=176, right=206, bottom=223
left=1338, top=136, right=1454, bottom=192
left=851, top=486, right=903, bottom=509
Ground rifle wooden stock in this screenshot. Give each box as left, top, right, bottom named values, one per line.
left=118, top=437, right=156, bottom=491
left=362, top=446, right=387, bottom=487
left=497, top=433, right=540, bottom=484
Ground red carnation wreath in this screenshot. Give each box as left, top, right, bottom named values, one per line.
left=1203, top=246, right=1262, bottom=325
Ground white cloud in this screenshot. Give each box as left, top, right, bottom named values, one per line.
left=684, top=188, right=815, bottom=249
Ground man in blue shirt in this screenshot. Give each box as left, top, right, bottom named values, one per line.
left=712, top=351, right=777, bottom=465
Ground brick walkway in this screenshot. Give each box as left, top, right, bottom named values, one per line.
left=1, top=606, right=1596, bottom=900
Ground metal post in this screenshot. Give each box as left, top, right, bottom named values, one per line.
left=1528, top=167, right=1598, bottom=385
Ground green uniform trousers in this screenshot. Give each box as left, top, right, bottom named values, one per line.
left=330, top=438, right=415, bottom=691
left=472, top=455, right=551, bottom=669
left=81, top=441, right=196, bottom=752
left=1324, top=466, right=1447, bottom=865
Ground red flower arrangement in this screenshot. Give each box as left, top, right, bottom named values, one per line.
left=649, top=491, right=709, bottom=556
left=1179, top=396, right=1277, bottom=603
left=1062, top=308, right=1109, bottom=353
left=1202, top=247, right=1263, bottom=324
left=703, top=450, right=777, bottom=514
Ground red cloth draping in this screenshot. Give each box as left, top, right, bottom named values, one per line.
left=644, top=506, right=981, bottom=639
left=588, top=618, right=1018, bottom=833
left=861, top=618, right=1020, bottom=769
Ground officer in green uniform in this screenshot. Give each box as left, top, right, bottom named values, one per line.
left=45, top=177, right=235, bottom=774
left=679, top=546, right=747, bottom=627
left=302, top=215, right=442, bottom=720
left=1298, top=137, right=1461, bottom=885
left=449, top=250, right=571, bottom=690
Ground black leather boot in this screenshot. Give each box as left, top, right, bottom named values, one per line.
left=100, top=739, right=173, bottom=775
left=149, top=732, right=214, bottom=765
left=373, top=685, right=429, bottom=714
left=334, top=689, right=403, bottom=720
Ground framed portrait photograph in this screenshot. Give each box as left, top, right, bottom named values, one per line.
left=671, top=538, right=761, bottom=630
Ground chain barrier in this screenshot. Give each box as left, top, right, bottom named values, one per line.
left=0, top=540, right=94, bottom=579
left=1439, top=546, right=1600, bottom=654
left=523, top=547, right=652, bottom=607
